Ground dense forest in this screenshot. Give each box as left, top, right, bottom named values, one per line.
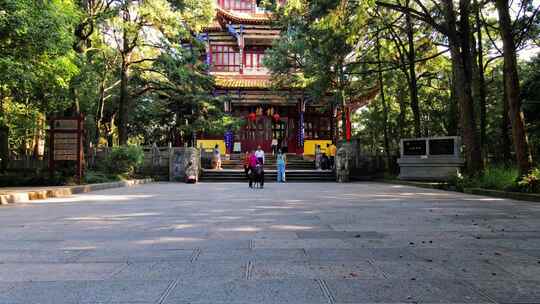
left=263, top=0, right=540, bottom=178
left=1, top=0, right=539, bottom=180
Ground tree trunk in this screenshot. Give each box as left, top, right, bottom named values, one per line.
left=0, top=125, right=8, bottom=172
left=443, top=0, right=483, bottom=174
left=95, top=75, right=107, bottom=145
left=118, top=59, right=129, bottom=146
left=376, top=32, right=391, bottom=163
left=447, top=73, right=459, bottom=136
left=495, top=0, right=533, bottom=176
left=501, top=68, right=512, bottom=162
left=338, top=65, right=348, bottom=142
left=117, top=7, right=132, bottom=146
left=397, top=80, right=407, bottom=139
left=474, top=0, right=487, bottom=163
left=405, top=4, right=421, bottom=137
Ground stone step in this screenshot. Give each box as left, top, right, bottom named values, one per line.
left=200, top=169, right=335, bottom=182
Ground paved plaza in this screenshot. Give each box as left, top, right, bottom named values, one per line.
left=1, top=182, right=540, bottom=303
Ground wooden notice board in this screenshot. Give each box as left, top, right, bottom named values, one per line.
left=49, top=115, right=84, bottom=183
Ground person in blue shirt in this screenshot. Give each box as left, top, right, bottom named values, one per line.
left=276, top=149, right=286, bottom=182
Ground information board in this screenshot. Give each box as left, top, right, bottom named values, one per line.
left=49, top=116, right=84, bottom=183
left=53, top=133, right=79, bottom=161
left=429, top=138, right=455, bottom=155
left=403, top=140, right=427, bottom=156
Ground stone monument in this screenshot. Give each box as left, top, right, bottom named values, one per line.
left=336, top=143, right=352, bottom=183
left=397, top=136, right=464, bottom=181
left=170, top=147, right=200, bottom=183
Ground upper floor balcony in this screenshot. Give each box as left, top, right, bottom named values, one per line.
left=216, top=0, right=286, bottom=13
left=209, top=45, right=269, bottom=75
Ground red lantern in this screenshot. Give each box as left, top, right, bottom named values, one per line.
left=248, top=112, right=256, bottom=122
left=273, top=113, right=280, bottom=122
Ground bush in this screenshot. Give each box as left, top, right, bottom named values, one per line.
left=447, top=172, right=473, bottom=192
left=517, top=168, right=540, bottom=193
left=448, top=166, right=519, bottom=192
left=476, top=166, right=519, bottom=191
left=103, top=145, right=144, bottom=175
left=83, top=170, right=123, bottom=184
left=0, top=172, right=65, bottom=187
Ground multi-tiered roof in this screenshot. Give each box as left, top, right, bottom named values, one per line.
left=203, top=1, right=283, bottom=91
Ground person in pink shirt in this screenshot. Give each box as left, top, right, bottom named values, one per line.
left=248, top=150, right=259, bottom=188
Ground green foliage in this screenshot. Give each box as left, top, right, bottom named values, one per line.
left=448, top=166, right=519, bottom=192
left=264, top=0, right=375, bottom=105
left=103, top=145, right=144, bottom=175
left=83, top=170, right=123, bottom=184
left=129, top=43, right=241, bottom=144
left=521, top=54, right=540, bottom=161
left=0, top=0, right=79, bottom=155
left=517, top=168, right=540, bottom=193
left=476, top=166, right=520, bottom=191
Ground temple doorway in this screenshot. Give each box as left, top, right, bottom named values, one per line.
left=235, top=106, right=298, bottom=154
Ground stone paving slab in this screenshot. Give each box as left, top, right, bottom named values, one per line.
left=251, top=261, right=386, bottom=280
left=309, top=247, right=423, bottom=262
left=466, top=279, right=540, bottom=303
left=112, top=261, right=246, bottom=281
left=196, top=248, right=309, bottom=263
left=164, top=279, right=329, bottom=304
left=0, top=262, right=126, bottom=282
left=75, top=248, right=195, bottom=263
left=0, top=280, right=172, bottom=304
left=371, top=260, right=455, bottom=280
left=325, top=279, right=494, bottom=303
left=1, top=182, right=540, bottom=303
left=0, top=249, right=85, bottom=264
left=254, top=238, right=353, bottom=249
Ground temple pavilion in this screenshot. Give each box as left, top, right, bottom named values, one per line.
left=197, top=0, right=375, bottom=156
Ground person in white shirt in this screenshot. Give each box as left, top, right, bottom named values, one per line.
left=255, top=145, right=265, bottom=165
left=271, top=138, right=278, bottom=155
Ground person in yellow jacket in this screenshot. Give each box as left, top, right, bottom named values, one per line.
left=328, top=143, right=337, bottom=169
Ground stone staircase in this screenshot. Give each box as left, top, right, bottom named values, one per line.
left=200, top=153, right=335, bottom=182
left=221, top=153, right=315, bottom=170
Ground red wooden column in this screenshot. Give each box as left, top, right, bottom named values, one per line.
left=345, top=107, right=352, bottom=142
left=297, top=98, right=305, bottom=155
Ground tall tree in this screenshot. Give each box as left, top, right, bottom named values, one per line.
left=104, top=0, right=214, bottom=145
left=495, top=0, right=533, bottom=175
left=265, top=0, right=376, bottom=142
left=404, top=0, right=421, bottom=137
left=378, top=0, right=483, bottom=174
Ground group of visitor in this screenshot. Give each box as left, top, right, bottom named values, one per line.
left=315, top=143, right=337, bottom=170
left=213, top=141, right=338, bottom=188
left=242, top=145, right=287, bottom=187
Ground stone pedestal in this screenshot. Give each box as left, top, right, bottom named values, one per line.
left=398, top=137, right=464, bottom=181
left=336, top=143, right=352, bottom=183
left=170, top=148, right=200, bottom=183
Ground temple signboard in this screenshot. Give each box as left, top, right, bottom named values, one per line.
left=49, top=116, right=84, bottom=183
